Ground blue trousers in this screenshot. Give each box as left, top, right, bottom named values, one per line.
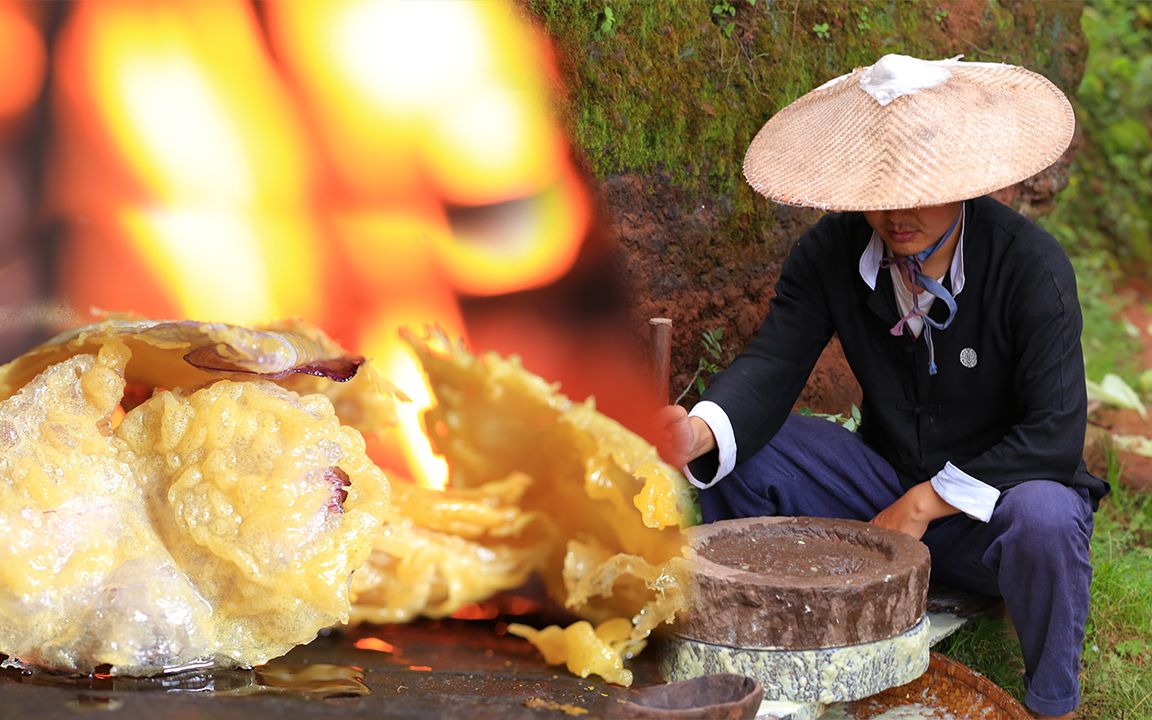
left=699, top=413, right=1094, bottom=717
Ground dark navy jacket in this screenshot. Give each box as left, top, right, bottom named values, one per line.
left=701, top=196, right=1109, bottom=507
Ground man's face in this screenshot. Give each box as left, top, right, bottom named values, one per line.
left=863, top=202, right=964, bottom=258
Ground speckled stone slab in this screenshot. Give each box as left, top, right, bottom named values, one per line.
left=755, top=699, right=824, bottom=719
left=661, top=616, right=930, bottom=705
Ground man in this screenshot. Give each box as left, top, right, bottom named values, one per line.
left=659, top=55, right=1109, bottom=720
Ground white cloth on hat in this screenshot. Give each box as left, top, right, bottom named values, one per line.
left=858, top=54, right=956, bottom=106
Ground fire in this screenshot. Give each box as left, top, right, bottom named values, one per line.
left=352, top=637, right=396, bottom=654
left=0, top=1, right=46, bottom=122
left=47, top=0, right=591, bottom=489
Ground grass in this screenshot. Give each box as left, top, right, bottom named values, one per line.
left=935, top=452, right=1152, bottom=719
left=1080, top=466, right=1152, bottom=719
left=1069, top=254, right=1144, bottom=386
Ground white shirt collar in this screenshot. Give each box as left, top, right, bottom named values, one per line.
left=858, top=206, right=966, bottom=294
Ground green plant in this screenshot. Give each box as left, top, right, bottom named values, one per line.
left=812, top=21, right=830, bottom=39
left=799, top=404, right=862, bottom=432
left=1042, top=0, right=1152, bottom=269
left=854, top=6, right=872, bottom=31
left=710, top=0, right=754, bottom=40
left=712, top=2, right=735, bottom=21
left=675, top=327, right=725, bottom=405
left=933, top=7, right=949, bottom=24
left=595, top=4, right=616, bottom=37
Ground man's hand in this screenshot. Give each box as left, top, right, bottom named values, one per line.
left=655, top=405, right=716, bottom=468
left=871, top=481, right=959, bottom=540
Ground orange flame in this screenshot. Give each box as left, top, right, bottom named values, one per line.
left=0, top=1, right=46, bottom=123
left=352, top=637, right=396, bottom=654
left=49, top=0, right=591, bottom=489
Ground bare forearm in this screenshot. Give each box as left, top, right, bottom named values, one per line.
left=871, top=481, right=960, bottom=540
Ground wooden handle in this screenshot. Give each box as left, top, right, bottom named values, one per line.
left=649, top=318, right=672, bottom=405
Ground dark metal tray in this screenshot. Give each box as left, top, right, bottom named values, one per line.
left=0, top=616, right=672, bottom=720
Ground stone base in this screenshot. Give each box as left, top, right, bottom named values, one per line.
left=660, top=616, right=929, bottom=705
left=755, top=699, right=824, bottom=720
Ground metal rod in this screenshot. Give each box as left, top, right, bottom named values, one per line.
left=649, top=317, right=672, bottom=405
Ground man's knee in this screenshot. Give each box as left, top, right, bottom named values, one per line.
left=993, top=481, right=1092, bottom=554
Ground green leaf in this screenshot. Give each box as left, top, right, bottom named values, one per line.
left=1088, top=373, right=1148, bottom=419
left=702, top=328, right=724, bottom=359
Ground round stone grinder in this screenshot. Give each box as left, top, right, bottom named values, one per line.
left=664, top=516, right=932, bottom=704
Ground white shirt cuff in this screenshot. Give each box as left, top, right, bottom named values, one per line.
left=930, top=461, right=1000, bottom=522
left=684, top=401, right=737, bottom=490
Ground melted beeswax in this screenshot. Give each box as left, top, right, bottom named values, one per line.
left=0, top=331, right=389, bottom=675
left=359, top=331, right=698, bottom=685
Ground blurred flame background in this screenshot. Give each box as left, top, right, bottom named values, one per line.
left=0, top=0, right=656, bottom=488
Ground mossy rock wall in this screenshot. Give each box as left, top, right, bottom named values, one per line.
left=523, top=0, right=1087, bottom=412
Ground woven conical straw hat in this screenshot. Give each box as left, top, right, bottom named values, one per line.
left=743, top=54, right=1076, bottom=211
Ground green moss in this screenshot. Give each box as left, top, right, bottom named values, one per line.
left=1041, top=0, right=1152, bottom=269
left=524, top=0, right=1085, bottom=231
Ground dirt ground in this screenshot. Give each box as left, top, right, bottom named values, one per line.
left=603, top=172, right=863, bottom=416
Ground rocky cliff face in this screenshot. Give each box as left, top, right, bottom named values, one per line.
left=526, top=0, right=1087, bottom=413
